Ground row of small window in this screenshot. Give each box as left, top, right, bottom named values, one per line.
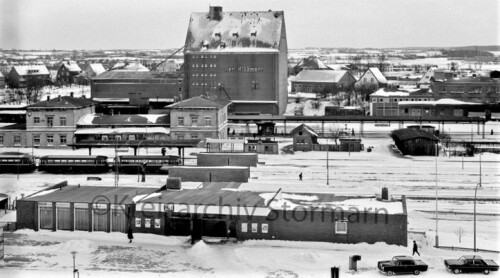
left=296, top=139, right=309, bottom=144
left=192, top=64, right=217, bottom=68
left=33, top=116, right=66, bottom=126
left=192, top=73, right=217, bottom=78
left=191, top=55, right=217, bottom=59
left=240, top=221, right=347, bottom=234
left=0, top=134, right=67, bottom=146
left=363, top=77, right=376, bottom=82
left=177, top=116, right=212, bottom=126
left=174, top=133, right=213, bottom=140
left=135, top=218, right=160, bottom=229
left=372, top=98, right=429, bottom=103
left=192, top=82, right=218, bottom=87
left=441, top=86, right=500, bottom=93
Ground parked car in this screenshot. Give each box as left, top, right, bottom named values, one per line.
left=444, top=255, right=499, bottom=275
left=378, top=255, right=428, bottom=275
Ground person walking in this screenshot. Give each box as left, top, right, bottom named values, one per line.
left=299, top=172, right=303, bottom=181
left=161, top=147, right=166, bottom=156
left=412, top=240, right=420, bottom=256
left=127, top=226, right=134, bottom=243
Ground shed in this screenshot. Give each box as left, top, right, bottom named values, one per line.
left=339, top=138, right=364, bottom=152
left=391, top=128, right=440, bottom=156
left=290, top=124, right=318, bottom=152
left=245, top=138, right=279, bottom=154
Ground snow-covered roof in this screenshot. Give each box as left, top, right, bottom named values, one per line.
left=74, top=127, right=170, bottom=135
left=77, top=114, right=169, bottom=126
left=28, top=96, right=93, bottom=109
left=260, top=192, right=404, bottom=214
left=111, top=62, right=149, bottom=72
left=88, top=63, right=106, bottom=75
left=167, top=96, right=231, bottom=109
left=12, top=65, right=50, bottom=75
left=362, top=67, right=387, bottom=84
left=295, top=56, right=330, bottom=70
left=185, top=8, right=284, bottom=52
left=294, top=70, right=350, bottom=83
left=398, top=98, right=482, bottom=106
left=62, top=62, right=81, bottom=72
left=371, top=88, right=410, bottom=97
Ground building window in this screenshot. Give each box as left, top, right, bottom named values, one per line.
left=241, top=223, right=247, bottom=233
left=178, top=117, right=184, bottom=126
left=204, top=116, right=212, bottom=126
left=251, top=223, right=258, bottom=233
left=60, top=135, right=67, bottom=145
left=33, top=135, right=40, bottom=146
left=190, top=115, right=198, bottom=126
left=251, top=81, right=259, bottom=90
left=335, top=220, right=348, bottom=234
left=34, top=117, right=40, bottom=124
left=372, top=98, right=377, bottom=103
left=371, top=78, right=374, bottom=82
left=47, top=135, right=54, bottom=146
left=47, top=116, right=54, bottom=127
left=60, top=117, right=66, bottom=126
left=261, top=223, right=268, bottom=233
left=14, top=135, right=21, bottom=146
left=191, top=134, right=198, bottom=139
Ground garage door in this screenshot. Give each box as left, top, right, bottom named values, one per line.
left=111, top=205, right=126, bottom=232
left=56, top=203, right=71, bottom=230
left=74, top=203, right=89, bottom=231
left=39, top=202, right=53, bottom=230
left=93, top=204, right=108, bottom=232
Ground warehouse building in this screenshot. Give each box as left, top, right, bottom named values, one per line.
left=17, top=182, right=407, bottom=246
left=184, top=6, right=288, bottom=115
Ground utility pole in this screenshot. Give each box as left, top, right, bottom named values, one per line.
left=435, top=143, right=439, bottom=247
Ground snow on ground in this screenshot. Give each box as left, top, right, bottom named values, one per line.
left=0, top=127, right=499, bottom=277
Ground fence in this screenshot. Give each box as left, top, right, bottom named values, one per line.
left=436, top=245, right=499, bottom=254
left=0, top=221, right=16, bottom=232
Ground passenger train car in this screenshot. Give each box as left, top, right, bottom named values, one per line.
left=0, top=152, right=36, bottom=173
left=38, top=155, right=109, bottom=173
left=114, top=155, right=181, bottom=174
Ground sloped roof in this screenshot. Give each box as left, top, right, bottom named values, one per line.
left=391, top=128, right=439, bottom=142
left=111, top=62, right=149, bottom=72
left=77, top=114, right=169, bottom=126
left=93, top=70, right=179, bottom=80
left=398, top=98, right=481, bottom=106
left=290, top=123, right=318, bottom=137
left=0, top=72, right=3, bottom=78
left=167, top=96, right=231, bottom=109
left=62, top=62, right=81, bottom=72
left=185, top=9, right=284, bottom=52
left=12, top=65, right=50, bottom=75
left=294, top=70, right=349, bottom=83
left=28, top=96, right=93, bottom=109
left=88, top=63, right=106, bottom=75
left=365, top=67, right=388, bottom=84
left=295, top=56, right=330, bottom=70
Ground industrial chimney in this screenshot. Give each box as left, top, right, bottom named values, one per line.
left=209, top=6, right=222, bottom=20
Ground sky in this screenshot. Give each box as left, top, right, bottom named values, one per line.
left=0, top=0, right=498, bottom=50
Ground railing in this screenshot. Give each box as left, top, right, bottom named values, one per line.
left=436, top=245, right=499, bottom=254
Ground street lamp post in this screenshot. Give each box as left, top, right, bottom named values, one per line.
left=474, top=152, right=482, bottom=252
left=71, top=251, right=79, bottom=278
left=435, top=143, right=439, bottom=247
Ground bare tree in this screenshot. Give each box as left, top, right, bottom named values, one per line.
left=25, top=76, right=46, bottom=104
left=455, top=226, right=466, bottom=243
left=378, top=54, right=387, bottom=72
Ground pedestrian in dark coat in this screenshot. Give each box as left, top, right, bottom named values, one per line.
left=412, top=240, right=420, bottom=256
left=299, top=172, right=303, bottom=181
left=127, top=226, right=134, bottom=243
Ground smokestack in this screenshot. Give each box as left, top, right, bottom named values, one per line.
left=209, top=6, right=222, bottom=20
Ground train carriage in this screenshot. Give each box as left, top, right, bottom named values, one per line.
left=0, top=152, right=36, bottom=173
left=38, top=155, right=109, bottom=173
left=115, top=155, right=181, bottom=174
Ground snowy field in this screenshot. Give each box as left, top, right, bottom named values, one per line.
left=0, top=127, right=499, bottom=277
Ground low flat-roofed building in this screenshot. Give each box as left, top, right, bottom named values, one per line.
left=369, top=88, right=433, bottom=117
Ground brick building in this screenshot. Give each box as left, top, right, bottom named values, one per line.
left=369, top=88, right=433, bottom=116
left=430, top=74, right=500, bottom=104
left=184, top=6, right=288, bottom=115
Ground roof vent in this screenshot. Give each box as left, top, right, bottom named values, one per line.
left=220, top=42, right=226, bottom=49
left=250, top=31, right=257, bottom=37
left=232, top=32, right=239, bottom=38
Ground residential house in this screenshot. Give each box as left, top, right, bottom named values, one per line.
left=85, top=63, right=106, bottom=78
left=291, top=70, right=356, bottom=93
left=355, top=67, right=388, bottom=90
left=166, top=96, right=230, bottom=140
left=56, top=62, right=82, bottom=84
left=0, top=72, right=5, bottom=88
left=417, top=66, right=438, bottom=89
left=8, top=65, right=50, bottom=88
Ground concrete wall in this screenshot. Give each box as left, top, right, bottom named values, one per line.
left=197, top=153, right=258, bottom=167
left=168, top=166, right=250, bottom=182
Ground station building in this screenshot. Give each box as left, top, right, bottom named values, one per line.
left=184, top=6, right=288, bottom=115
left=17, top=182, right=408, bottom=246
